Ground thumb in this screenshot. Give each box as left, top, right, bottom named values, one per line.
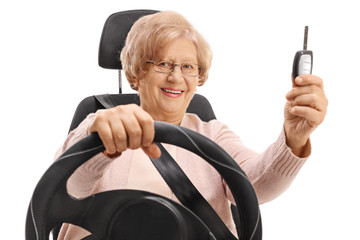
left=142, top=143, right=161, bottom=159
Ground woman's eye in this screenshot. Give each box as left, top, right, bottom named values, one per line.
left=183, top=64, right=194, bottom=69
left=158, top=61, right=171, bottom=68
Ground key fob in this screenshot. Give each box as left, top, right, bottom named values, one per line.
left=292, top=50, right=313, bottom=79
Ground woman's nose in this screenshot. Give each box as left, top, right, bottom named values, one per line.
left=168, top=65, right=184, bottom=82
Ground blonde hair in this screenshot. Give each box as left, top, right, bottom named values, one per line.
left=120, top=11, right=212, bottom=90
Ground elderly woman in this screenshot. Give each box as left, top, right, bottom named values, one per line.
left=56, top=10, right=328, bottom=239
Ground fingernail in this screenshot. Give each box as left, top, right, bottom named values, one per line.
left=103, top=150, right=121, bottom=158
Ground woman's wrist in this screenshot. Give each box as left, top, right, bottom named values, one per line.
left=286, top=137, right=311, bottom=158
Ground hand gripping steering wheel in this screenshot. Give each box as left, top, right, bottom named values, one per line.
left=26, top=121, right=262, bottom=240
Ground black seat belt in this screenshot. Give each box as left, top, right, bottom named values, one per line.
left=150, top=143, right=238, bottom=240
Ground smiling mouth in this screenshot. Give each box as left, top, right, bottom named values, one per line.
left=161, top=88, right=183, bottom=94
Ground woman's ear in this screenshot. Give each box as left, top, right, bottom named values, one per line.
left=130, top=77, right=140, bottom=90
left=132, top=78, right=139, bottom=88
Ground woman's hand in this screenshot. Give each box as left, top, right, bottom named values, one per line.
left=89, top=104, right=161, bottom=159
left=284, top=74, right=328, bottom=157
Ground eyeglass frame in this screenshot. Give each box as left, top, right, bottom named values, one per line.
left=146, top=60, right=203, bottom=77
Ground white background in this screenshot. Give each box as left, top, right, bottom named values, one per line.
left=1, top=0, right=359, bottom=239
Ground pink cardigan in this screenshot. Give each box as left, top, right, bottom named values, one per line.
left=56, top=112, right=309, bottom=239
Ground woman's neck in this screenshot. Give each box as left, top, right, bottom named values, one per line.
left=150, top=112, right=184, bottom=125
left=141, top=106, right=185, bottom=125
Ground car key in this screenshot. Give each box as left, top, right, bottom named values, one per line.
left=292, top=26, right=313, bottom=79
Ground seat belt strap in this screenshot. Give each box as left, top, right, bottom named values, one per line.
left=150, top=142, right=237, bottom=240
left=94, top=94, right=117, bottom=109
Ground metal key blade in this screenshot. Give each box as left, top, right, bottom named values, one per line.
left=303, top=26, right=309, bottom=50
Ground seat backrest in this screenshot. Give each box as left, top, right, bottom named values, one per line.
left=98, top=9, right=158, bottom=71
left=99, top=9, right=158, bottom=93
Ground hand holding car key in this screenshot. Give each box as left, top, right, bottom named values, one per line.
left=285, top=25, right=328, bottom=158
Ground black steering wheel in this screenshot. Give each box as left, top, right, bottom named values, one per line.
left=26, top=121, right=262, bottom=240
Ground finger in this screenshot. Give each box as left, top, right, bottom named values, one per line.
left=109, top=119, right=128, bottom=153
left=286, top=84, right=325, bottom=100
left=96, top=123, right=117, bottom=155
left=134, top=110, right=155, bottom=147
left=289, top=106, right=325, bottom=125
left=142, top=143, right=161, bottom=159
left=91, top=113, right=118, bottom=155
left=121, top=114, right=143, bottom=149
left=291, top=93, right=328, bottom=111
left=295, top=74, right=324, bottom=89
left=291, top=94, right=317, bottom=108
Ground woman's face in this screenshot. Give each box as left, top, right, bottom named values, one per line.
left=135, top=38, right=199, bottom=124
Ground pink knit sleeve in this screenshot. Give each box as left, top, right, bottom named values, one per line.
left=213, top=122, right=310, bottom=204
left=55, top=111, right=115, bottom=240
left=53, top=111, right=113, bottom=199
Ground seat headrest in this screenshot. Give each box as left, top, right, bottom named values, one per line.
left=98, top=9, right=159, bottom=70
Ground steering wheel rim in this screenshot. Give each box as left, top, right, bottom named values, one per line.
left=26, top=121, right=262, bottom=240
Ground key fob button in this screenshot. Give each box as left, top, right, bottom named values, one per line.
left=299, top=54, right=312, bottom=75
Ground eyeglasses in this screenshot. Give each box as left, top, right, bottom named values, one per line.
left=146, top=60, right=203, bottom=77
